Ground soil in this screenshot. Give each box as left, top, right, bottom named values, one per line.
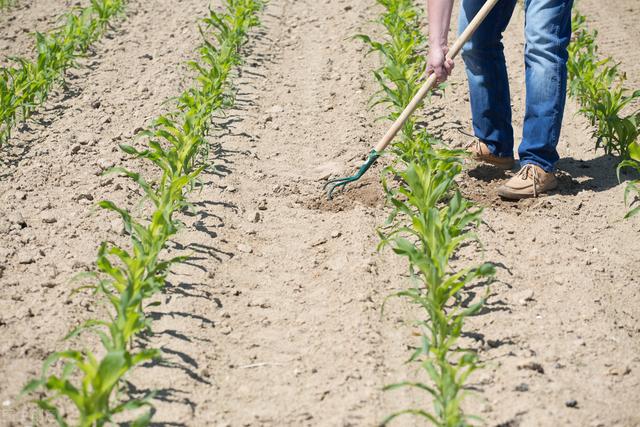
left=1, top=0, right=639, bottom=426
left=0, top=0, right=92, bottom=66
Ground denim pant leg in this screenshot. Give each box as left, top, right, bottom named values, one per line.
left=520, top=0, right=574, bottom=171
left=459, top=0, right=517, bottom=158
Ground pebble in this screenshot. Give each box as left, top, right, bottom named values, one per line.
left=96, top=158, right=115, bottom=172
left=75, top=193, right=94, bottom=202
left=607, top=366, right=631, bottom=376
left=515, top=383, right=529, bottom=392
left=269, top=104, right=284, bottom=114
left=76, top=132, right=94, bottom=146
left=237, top=244, right=253, bottom=254
left=42, top=213, right=57, bottom=224
left=248, top=211, right=261, bottom=223
left=518, top=361, right=545, bottom=374
left=257, top=199, right=268, bottom=210
left=8, top=212, right=26, bottom=228
left=70, top=144, right=81, bottom=154
left=0, top=248, right=12, bottom=263
left=514, top=289, right=534, bottom=305
left=17, top=251, right=34, bottom=264
left=331, top=230, right=341, bottom=238
left=565, top=399, right=578, bottom=408
left=249, top=300, right=271, bottom=309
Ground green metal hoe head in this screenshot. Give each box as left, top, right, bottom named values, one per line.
left=323, top=150, right=380, bottom=200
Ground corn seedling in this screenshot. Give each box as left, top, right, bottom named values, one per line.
left=568, top=10, right=640, bottom=218
left=616, top=141, right=640, bottom=218
left=355, top=0, right=428, bottom=138
left=379, top=137, right=494, bottom=426
left=0, top=0, right=16, bottom=9
left=24, top=1, right=265, bottom=425
left=360, top=0, right=493, bottom=424
left=0, top=0, right=127, bottom=146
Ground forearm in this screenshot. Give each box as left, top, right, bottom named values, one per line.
left=427, top=0, right=454, bottom=49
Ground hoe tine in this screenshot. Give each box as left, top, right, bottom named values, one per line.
left=323, top=150, right=380, bottom=199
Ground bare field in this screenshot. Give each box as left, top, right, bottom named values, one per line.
left=0, top=0, right=638, bottom=426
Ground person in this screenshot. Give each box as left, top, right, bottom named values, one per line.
left=426, top=0, right=574, bottom=199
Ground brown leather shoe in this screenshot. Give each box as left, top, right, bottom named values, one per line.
left=466, top=140, right=515, bottom=170
left=497, top=164, right=558, bottom=199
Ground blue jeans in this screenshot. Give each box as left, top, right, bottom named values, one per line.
left=459, top=0, right=574, bottom=172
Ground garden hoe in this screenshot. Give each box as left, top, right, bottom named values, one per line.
left=324, top=0, right=500, bottom=199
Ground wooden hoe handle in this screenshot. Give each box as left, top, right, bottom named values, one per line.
left=373, top=0, right=500, bottom=153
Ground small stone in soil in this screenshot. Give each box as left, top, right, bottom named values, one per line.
left=248, top=212, right=260, bottom=223
left=75, top=193, right=94, bottom=201
left=565, top=399, right=578, bottom=408
left=8, top=213, right=26, bottom=228
left=237, top=244, right=253, bottom=254
left=515, top=383, right=529, bottom=392
left=518, top=361, right=545, bottom=374
left=96, top=158, right=115, bottom=171
left=17, top=251, right=34, bottom=264
left=515, top=289, right=534, bottom=305
left=42, top=213, right=57, bottom=224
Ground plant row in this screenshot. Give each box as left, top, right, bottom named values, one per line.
left=358, top=0, right=494, bottom=425
left=23, top=1, right=265, bottom=425
left=0, top=0, right=15, bottom=9
left=568, top=10, right=640, bottom=218
left=0, top=0, right=127, bottom=146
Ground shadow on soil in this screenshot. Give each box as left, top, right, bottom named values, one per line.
left=556, top=154, right=638, bottom=194
left=125, top=382, right=193, bottom=427
left=460, top=154, right=634, bottom=208
left=130, top=23, right=275, bottom=425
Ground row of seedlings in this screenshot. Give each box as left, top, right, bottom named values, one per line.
left=23, top=1, right=265, bottom=425
left=0, top=0, right=127, bottom=146
left=358, top=0, right=494, bottom=425
left=568, top=11, right=640, bottom=218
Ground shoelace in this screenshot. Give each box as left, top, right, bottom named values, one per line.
left=464, top=140, right=483, bottom=158
left=516, top=164, right=539, bottom=197
left=465, top=140, right=481, bottom=152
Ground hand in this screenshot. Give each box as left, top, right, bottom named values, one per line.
left=427, top=46, right=454, bottom=83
